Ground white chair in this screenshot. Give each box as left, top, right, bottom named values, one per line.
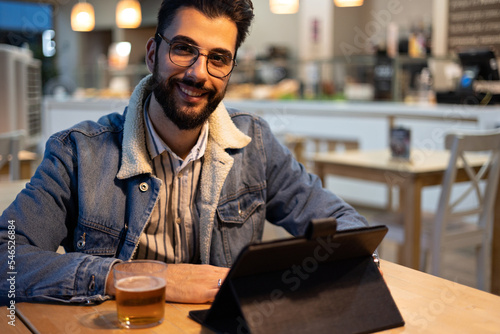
left=376, top=129, right=500, bottom=292
left=0, top=130, right=26, bottom=180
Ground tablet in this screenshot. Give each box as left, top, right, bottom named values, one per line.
left=190, top=219, right=404, bottom=334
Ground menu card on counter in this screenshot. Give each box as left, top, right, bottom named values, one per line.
left=390, top=127, right=411, bottom=160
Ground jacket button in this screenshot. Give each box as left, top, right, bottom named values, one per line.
left=139, top=182, right=149, bottom=192
left=77, top=233, right=86, bottom=249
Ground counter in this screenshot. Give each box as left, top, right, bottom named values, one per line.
left=42, top=98, right=500, bottom=209
left=43, top=98, right=500, bottom=146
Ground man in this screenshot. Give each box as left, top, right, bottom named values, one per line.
left=0, top=0, right=368, bottom=305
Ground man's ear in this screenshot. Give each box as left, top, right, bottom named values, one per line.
left=145, top=37, right=157, bottom=73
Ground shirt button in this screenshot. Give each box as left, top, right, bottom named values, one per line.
left=139, top=182, right=149, bottom=192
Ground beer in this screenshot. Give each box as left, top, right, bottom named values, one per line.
left=115, top=275, right=166, bottom=328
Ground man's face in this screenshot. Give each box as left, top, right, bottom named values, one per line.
left=148, top=7, right=238, bottom=130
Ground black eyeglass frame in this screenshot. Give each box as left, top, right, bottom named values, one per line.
left=155, top=33, right=237, bottom=79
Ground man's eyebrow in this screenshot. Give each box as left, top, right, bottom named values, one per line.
left=170, top=35, right=196, bottom=45
left=211, top=48, right=233, bottom=58
left=171, top=35, right=233, bottom=58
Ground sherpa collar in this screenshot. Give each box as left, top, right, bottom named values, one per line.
left=116, top=74, right=251, bottom=179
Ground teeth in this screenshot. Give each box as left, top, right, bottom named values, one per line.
left=180, top=86, right=202, bottom=97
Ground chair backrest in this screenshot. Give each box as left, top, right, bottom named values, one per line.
left=0, top=130, right=26, bottom=180
left=433, top=129, right=500, bottom=250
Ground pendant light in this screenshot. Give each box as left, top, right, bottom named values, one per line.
left=71, top=0, right=95, bottom=32
left=116, top=0, right=142, bottom=29
left=334, top=0, right=364, bottom=7
left=270, top=0, right=299, bottom=14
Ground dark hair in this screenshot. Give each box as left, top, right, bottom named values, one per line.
left=156, top=0, right=254, bottom=52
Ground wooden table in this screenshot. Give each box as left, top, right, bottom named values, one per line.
left=1, top=305, right=31, bottom=334
left=0, top=151, right=38, bottom=181
left=0, top=180, right=29, bottom=213
left=10, top=261, right=500, bottom=333
left=312, top=149, right=500, bottom=295
left=15, top=301, right=213, bottom=334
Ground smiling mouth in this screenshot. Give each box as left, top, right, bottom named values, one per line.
left=180, top=85, right=204, bottom=97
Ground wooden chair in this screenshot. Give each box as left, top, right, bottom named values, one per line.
left=0, top=131, right=25, bottom=180
left=376, top=129, right=500, bottom=291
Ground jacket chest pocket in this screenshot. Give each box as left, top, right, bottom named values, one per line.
left=73, top=219, right=122, bottom=256
left=216, top=189, right=265, bottom=265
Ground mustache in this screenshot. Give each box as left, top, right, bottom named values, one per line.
left=174, top=77, right=212, bottom=92
left=179, top=77, right=204, bottom=89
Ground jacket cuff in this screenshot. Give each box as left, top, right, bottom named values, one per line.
left=70, top=257, right=121, bottom=303
left=104, top=259, right=123, bottom=296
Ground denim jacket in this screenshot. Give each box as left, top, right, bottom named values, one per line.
left=0, top=75, right=368, bottom=304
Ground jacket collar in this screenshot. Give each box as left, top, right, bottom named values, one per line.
left=117, top=74, right=251, bottom=179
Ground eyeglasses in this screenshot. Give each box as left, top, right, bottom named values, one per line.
left=156, top=33, right=237, bottom=79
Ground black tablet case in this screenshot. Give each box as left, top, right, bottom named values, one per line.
left=189, top=219, right=404, bottom=334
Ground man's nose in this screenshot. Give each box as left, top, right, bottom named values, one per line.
left=187, top=53, right=210, bottom=79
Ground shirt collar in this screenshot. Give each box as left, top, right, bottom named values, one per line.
left=143, top=94, right=209, bottom=164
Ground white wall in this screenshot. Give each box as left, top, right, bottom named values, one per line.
left=241, top=0, right=300, bottom=59
left=333, top=0, right=433, bottom=57
left=297, top=0, right=334, bottom=60
left=367, top=0, right=433, bottom=35
left=432, top=0, right=449, bottom=57
left=333, top=5, right=366, bottom=57
left=54, top=1, right=81, bottom=91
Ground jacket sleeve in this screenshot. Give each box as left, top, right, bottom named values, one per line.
left=0, top=134, right=118, bottom=305
left=259, top=118, right=369, bottom=236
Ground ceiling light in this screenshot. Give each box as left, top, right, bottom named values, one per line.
left=116, top=0, right=142, bottom=29
left=71, top=1, right=95, bottom=32
left=334, top=0, right=364, bottom=7
left=270, top=0, right=299, bottom=14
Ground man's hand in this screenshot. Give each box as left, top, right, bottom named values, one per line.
left=165, top=264, right=229, bottom=303
left=105, top=262, right=229, bottom=304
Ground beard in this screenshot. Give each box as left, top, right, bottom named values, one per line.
left=151, top=63, right=226, bottom=131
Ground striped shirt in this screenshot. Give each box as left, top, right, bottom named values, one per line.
left=134, top=94, right=208, bottom=263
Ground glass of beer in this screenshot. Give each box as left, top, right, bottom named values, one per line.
left=113, top=260, right=167, bottom=329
